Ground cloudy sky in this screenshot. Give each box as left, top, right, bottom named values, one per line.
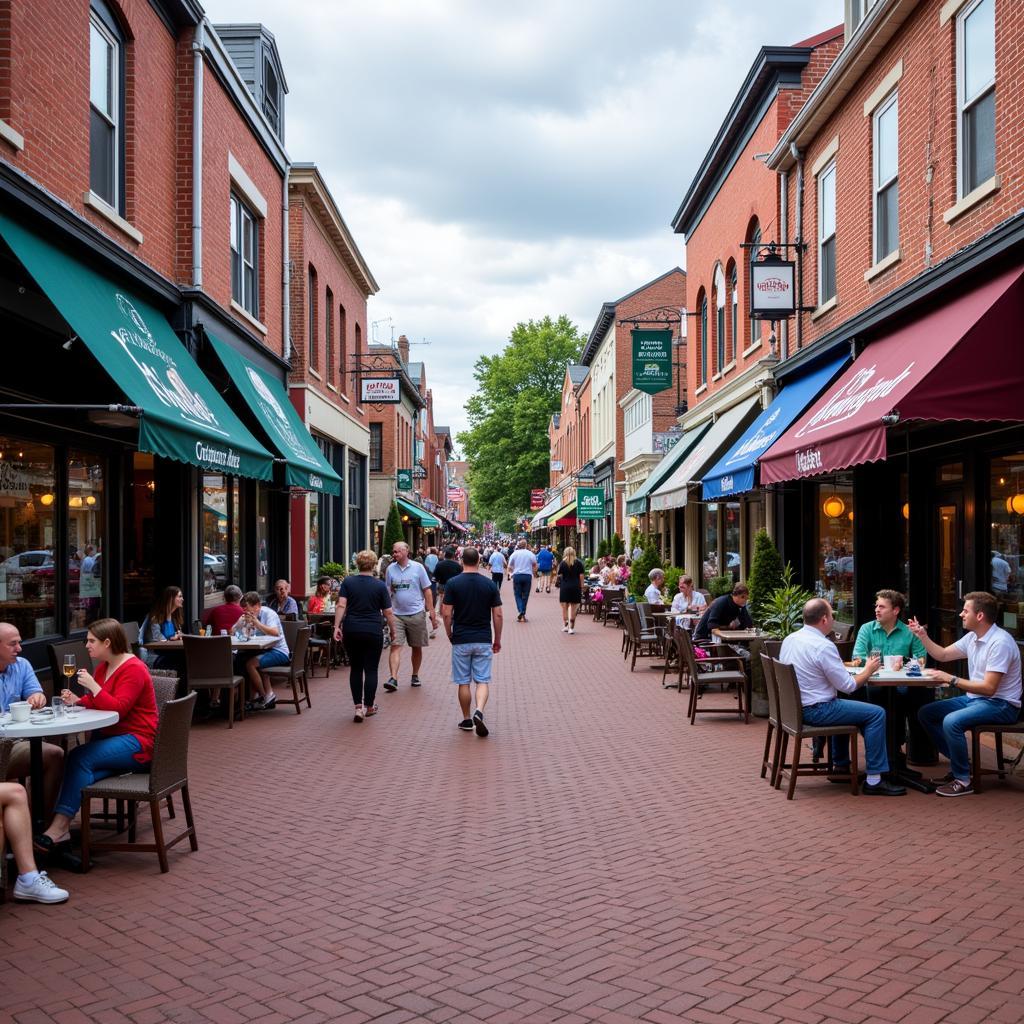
left=209, top=0, right=843, bottom=448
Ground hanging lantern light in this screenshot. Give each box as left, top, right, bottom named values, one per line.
left=68, top=495, right=83, bottom=508
left=85, top=495, right=97, bottom=506
left=1005, top=494, right=1024, bottom=515
left=39, top=492, right=54, bottom=507
left=822, top=494, right=846, bottom=519
left=847, top=511, right=854, bottom=521
left=902, top=502, right=910, bottom=520
left=628, top=515, right=639, bottom=529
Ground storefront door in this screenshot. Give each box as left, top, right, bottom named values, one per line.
left=931, top=482, right=964, bottom=648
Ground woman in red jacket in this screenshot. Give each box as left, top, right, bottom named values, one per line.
left=34, top=617, right=158, bottom=853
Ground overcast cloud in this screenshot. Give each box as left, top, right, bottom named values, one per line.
left=208, top=0, right=843, bottom=446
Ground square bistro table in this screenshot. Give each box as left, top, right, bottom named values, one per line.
left=846, top=665, right=942, bottom=793
left=1, top=708, right=119, bottom=830
left=141, top=634, right=279, bottom=653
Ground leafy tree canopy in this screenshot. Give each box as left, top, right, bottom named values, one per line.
left=457, top=315, right=585, bottom=526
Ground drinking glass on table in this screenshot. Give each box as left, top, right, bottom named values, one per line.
left=51, top=695, right=64, bottom=718
left=869, top=647, right=882, bottom=673
left=63, top=654, right=76, bottom=683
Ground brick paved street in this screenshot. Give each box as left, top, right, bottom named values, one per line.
left=4, top=590, right=1024, bottom=1024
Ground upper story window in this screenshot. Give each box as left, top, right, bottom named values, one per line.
left=873, top=92, right=899, bottom=263
left=818, top=162, right=837, bottom=305
left=699, top=295, right=708, bottom=386
left=89, top=3, right=124, bottom=212
left=713, top=265, right=726, bottom=373
left=369, top=423, right=382, bottom=472
left=230, top=193, right=259, bottom=318
left=325, top=288, right=334, bottom=384
left=262, top=59, right=281, bottom=136
left=846, top=0, right=880, bottom=40
left=729, top=265, right=738, bottom=359
left=307, top=265, right=318, bottom=371
left=957, top=0, right=995, bottom=197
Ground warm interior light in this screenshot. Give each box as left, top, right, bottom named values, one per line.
left=847, top=511, right=854, bottom=521
left=1006, top=494, right=1024, bottom=515
left=822, top=494, right=846, bottom=519
left=402, top=514, right=410, bottom=522
left=902, top=502, right=910, bottom=520
left=39, top=492, right=54, bottom=506
left=628, top=515, right=639, bottom=529
left=146, top=480, right=156, bottom=492
left=85, top=495, right=97, bottom=506
left=68, top=495, right=83, bottom=508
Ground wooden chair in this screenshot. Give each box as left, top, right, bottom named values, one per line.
left=46, top=639, right=93, bottom=700
left=622, top=606, right=661, bottom=672
left=967, top=706, right=1024, bottom=792
left=771, top=659, right=859, bottom=799
left=80, top=692, right=199, bottom=873
left=758, top=652, right=782, bottom=785
left=264, top=627, right=311, bottom=714
left=678, top=629, right=748, bottom=725
left=181, top=636, right=244, bottom=728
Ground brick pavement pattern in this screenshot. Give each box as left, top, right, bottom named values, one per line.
left=4, top=591, right=1024, bottom=1023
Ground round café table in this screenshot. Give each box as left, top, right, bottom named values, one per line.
left=1, top=708, right=119, bottom=830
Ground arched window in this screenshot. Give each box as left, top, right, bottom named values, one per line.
left=729, top=264, right=738, bottom=363
left=338, top=303, right=348, bottom=391
left=699, top=293, right=708, bottom=386
left=748, top=221, right=765, bottom=347
left=307, top=265, right=318, bottom=371
left=714, top=265, right=726, bottom=373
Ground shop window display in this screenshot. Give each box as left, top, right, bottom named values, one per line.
left=990, top=453, right=1024, bottom=640
left=68, top=451, right=105, bottom=630
left=816, top=477, right=854, bottom=623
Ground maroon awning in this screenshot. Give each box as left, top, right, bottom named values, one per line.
left=760, top=265, right=1024, bottom=484
left=554, top=514, right=577, bottom=527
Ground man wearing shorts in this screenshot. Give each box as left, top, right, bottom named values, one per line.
left=536, top=544, right=555, bottom=593
left=442, top=547, right=502, bottom=736
left=384, top=542, right=437, bottom=691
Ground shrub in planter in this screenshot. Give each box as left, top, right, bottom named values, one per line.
left=610, top=532, right=625, bottom=557
left=383, top=502, right=405, bottom=553
left=748, top=529, right=785, bottom=626
left=628, top=536, right=663, bottom=599
left=318, top=561, right=348, bottom=579
left=707, top=574, right=734, bottom=599
left=761, top=564, right=814, bottom=639
left=597, top=538, right=610, bottom=558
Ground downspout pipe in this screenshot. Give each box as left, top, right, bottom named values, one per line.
left=790, top=141, right=805, bottom=350
left=779, top=168, right=789, bottom=362
left=191, top=22, right=204, bottom=288
left=282, top=173, right=291, bottom=363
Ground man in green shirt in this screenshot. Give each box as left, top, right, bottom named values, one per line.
left=852, top=589, right=935, bottom=766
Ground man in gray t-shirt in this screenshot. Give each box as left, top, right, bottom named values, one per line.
left=384, top=541, right=437, bottom=691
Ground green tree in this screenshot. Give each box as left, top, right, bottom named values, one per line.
left=457, top=316, right=585, bottom=525
left=610, top=532, right=624, bottom=557
left=747, top=528, right=785, bottom=625
left=596, top=538, right=609, bottom=558
left=383, top=501, right=404, bottom=553
left=628, top=536, right=663, bottom=599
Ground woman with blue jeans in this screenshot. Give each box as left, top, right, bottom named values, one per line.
left=35, top=618, right=158, bottom=852
left=910, top=591, right=1023, bottom=797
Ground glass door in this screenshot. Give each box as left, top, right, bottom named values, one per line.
left=931, top=491, right=964, bottom=647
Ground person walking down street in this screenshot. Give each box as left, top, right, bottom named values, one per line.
left=441, top=547, right=502, bottom=737
left=536, top=544, right=555, bottom=592
left=488, top=546, right=507, bottom=590
left=433, top=546, right=462, bottom=602
left=334, top=550, right=397, bottom=722
left=910, top=591, right=1022, bottom=797
left=507, top=539, right=538, bottom=622
left=556, top=546, right=585, bottom=634
left=384, top=542, right=437, bottom=691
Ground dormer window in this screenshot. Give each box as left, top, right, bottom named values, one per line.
left=262, top=58, right=280, bottom=135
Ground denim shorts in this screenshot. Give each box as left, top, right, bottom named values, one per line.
left=451, top=642, right=493, bottom=685
left=258, top=647, right=291, bottom=669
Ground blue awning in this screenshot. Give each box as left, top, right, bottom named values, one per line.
left=701, top=353, right=849, bottom=500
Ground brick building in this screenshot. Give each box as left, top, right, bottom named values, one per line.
left=287, top=162, right=376, bottom=592
left=446, top=460, right=471, bottom=527
left=0, top=2, right=343, bottom=662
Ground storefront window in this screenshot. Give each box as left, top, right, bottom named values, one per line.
left=203, top=474, right=230, bottom=609
left=348, top=451, right=365, bottom=562
left=990, top=453, right=1024, bottom=639
left=723, top=502, right=741, bottom=584
left=898, top=471, right=909, bottom=596
left=256, top=485, right=269, bottom=595
left=124, top=452, right=155, bottom=625
left=308, top=490, right=320, bottom=585
left=0, top=439, right=56, bottom=639
left=745, top=498, right=765, bottom=577
left=700, top=504, right=719, bottom=586
left=68, top=451, right=105, bottom=630
left=816, top=476, right=855, bottom=623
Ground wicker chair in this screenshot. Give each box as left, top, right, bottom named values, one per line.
left=622, top=606, right=662, bottom=672
left=771, top=659, right=859, bottom=799
left=264, top=627, right=311, bottom=714
left=79, top=692, right=198, bottom=873
left=120, top=621, right=141, bottom=657
left=181, top=636, right=244, bottom=728
left=46, top=640, right=93, bottom=700
left=759, top=652, right=782, bottom=785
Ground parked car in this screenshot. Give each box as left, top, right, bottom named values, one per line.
left=203, top=553, right=227, bottom=593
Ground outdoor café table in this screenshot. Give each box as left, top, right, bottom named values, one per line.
left=0, top=708, right=119, bottom=831
left=846, top=665, right=942, bottom=793
left=141, top=634, right=278, bottom=653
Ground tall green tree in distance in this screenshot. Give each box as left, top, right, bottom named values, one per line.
left=458, top=315, right=585, bottom=529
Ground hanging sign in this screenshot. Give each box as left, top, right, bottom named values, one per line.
left=577, top=486, right=606, bottom=520
left=530, top=489, right=545, bottom=510
left=750, top=255, right=796, bottom=318
left=361, top=377, right=401, bottom=403
left=447, top=487, right=466, bottom=502
left=631, top=329, right=672, bottom=395
left=396, top=468, right=413, bottom=491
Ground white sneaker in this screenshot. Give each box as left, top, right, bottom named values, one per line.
left=13, top=871, right=69, bottom=904
left=353, top=704, right=365, bottom=722
left=568, top=627, right=575, bottom=635
left=562, top=624, right=569, bottom=632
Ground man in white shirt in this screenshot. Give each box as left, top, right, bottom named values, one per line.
left=644, top=569, right=665, bottom=606
left=910, top=590, right=1022, bottom=797
left=506, top=539, right=538, bottom=622
left=384, top=542, right=437, bottom=691
left=779, top=598, right=902, bottom=795
left=487, top=547, right=507, bottom=590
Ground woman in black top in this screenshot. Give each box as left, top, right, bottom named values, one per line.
left=556, top=546, right=586, bottom=634
left=333, top=550, right=397, bottom=722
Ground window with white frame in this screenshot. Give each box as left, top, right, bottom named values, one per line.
left=873, top=92, right=899, bottom=263
left=699, top=297, right=707, bottom=385
left=729, top=266, right=738, bottom=360
left=714, top=265, right=726, bottom=373
left=957, top=0, right=995, bottom=197
left=230, top=193, right=258, bottom=317
left=818, top=162, right=837, bottom=305
left=89, top=4, right=122, bottom=211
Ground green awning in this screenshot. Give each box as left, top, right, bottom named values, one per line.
left=205, top=331, right=341, bottom=495
left=624, top=420, right=713, bottom=515
left=397, top=497, right=441, bottom=528
left=0, top=213, right=274, bottom=480
left=547, top=498, right=576, bottom=525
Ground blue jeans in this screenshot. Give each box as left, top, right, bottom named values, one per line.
left=512, top=574, right=533, bottom=615
left=53, top=734, right=144, bottom=817
left=802, top=697, right=889, bottom=775
left=918, top=695, right=1019, bottom=780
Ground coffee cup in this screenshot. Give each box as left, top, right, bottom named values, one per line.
left=9, top=701, right=30, bottom=722
left=883, top=655, right=904, bottom=672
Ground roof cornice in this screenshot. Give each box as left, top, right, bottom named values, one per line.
left=289, top=164, right=379, bottom=296
left=768, top=0, right=916, bottom=171
left=671, top=45, right=818, bottom=236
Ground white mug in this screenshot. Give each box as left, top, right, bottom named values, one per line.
left=883, top=654, right=904, bottom=672
left=9, top=701, right=30, bottom=722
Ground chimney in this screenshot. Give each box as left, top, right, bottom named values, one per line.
left=397, top=334, right=410, bottom=364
